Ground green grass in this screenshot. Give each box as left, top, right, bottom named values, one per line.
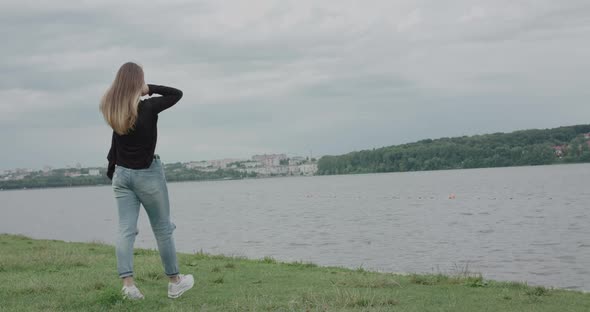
left=0, top=234, right=589, bottom=311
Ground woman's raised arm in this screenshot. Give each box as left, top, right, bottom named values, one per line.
left=145, top=84, right=183, bottom=114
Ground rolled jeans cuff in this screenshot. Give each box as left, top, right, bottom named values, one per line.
left=119, top=271, right=133, bottom=278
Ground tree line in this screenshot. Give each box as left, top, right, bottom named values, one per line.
left=317, top=125, right=590, bottom=175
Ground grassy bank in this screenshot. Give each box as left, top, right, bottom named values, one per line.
left=0, top=234, right=588, bottom=311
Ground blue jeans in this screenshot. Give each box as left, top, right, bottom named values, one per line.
left=112, top=155, right=179, bottom=278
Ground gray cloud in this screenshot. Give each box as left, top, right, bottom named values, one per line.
left=1, top=0, right=590, bottom=170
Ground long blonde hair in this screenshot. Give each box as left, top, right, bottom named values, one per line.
left=100, top=62, right=144, bottom=135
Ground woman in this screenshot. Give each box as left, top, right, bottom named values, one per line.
left=99, top=62, right=194, bottom=300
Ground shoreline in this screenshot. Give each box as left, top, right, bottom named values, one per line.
left=1, top=234, right=589, bottom=311
left=2, top=161, right=590, bottom=192
left=5, top=232, right=586, bottom=293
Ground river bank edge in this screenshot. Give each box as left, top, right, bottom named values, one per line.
left=1, top=234, right=589, bottom=311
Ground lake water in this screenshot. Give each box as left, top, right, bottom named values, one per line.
left=1, top=164, right=589, bottom=291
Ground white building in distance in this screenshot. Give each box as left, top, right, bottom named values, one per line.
left=299, top=164, right=318, bottom=175
left=252, top=154, right=287, bottom=167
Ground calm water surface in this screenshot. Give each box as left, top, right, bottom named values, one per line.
left=1, top=164, right=589, bottom=291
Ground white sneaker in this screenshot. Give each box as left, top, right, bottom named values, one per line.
left=168, top=274, right=194, bottom=299
left=121, top=284, right=145, bottom=300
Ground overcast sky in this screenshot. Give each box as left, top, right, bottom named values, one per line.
left=1, top=0, right=590, bottom=170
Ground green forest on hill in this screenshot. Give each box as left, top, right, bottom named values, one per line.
left=317, top=125, right=590, bottom=175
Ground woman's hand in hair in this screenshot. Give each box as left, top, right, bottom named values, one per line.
left=141, top=84, right=149, bottom=96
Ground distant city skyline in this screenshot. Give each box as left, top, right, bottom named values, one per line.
left=1, top=152, right=315, bottom=172
left=1, top=152, right=318, bottom=182
left=2, top=1, right=590, bottom=171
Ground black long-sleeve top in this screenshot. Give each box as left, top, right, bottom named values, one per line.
left=106, top=84, right=183, bottom=180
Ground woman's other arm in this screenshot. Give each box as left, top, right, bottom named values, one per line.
left=106, top=131, right=116, bottom=180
